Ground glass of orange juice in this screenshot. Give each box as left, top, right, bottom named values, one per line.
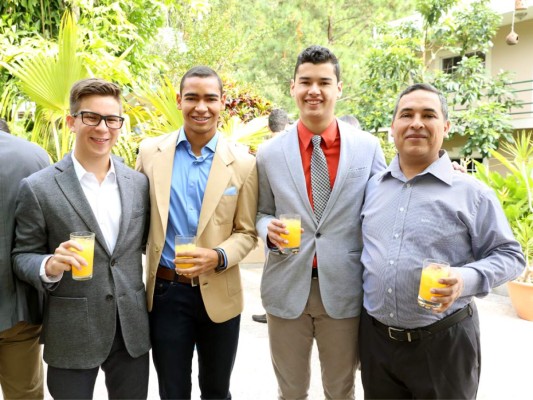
left=70, top=231, right=95, bottom=281
left=279, top=214, right=301, bottom=254
left=175, top=234, right=196, bottom=269
left=418, top=259, right=450, bottom=309
left=175, top=235, right=197, bottom=286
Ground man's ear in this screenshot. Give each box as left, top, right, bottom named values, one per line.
left=66, top=114, right=76, bottom=131
left=176, top=93, right=182, bottom=110
left=443, top=120, right=451, bottom=138
left=290, top=79, right=295, bottom=97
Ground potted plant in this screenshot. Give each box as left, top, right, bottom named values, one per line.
left=474, top=131, right=533, bottom=320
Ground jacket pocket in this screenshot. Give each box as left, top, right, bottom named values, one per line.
left=44, top=296, right=90, bottom=356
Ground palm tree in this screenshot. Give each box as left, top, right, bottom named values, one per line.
left=1, top=11, right=87, bottom=161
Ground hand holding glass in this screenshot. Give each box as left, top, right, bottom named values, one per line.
left=70, top=231, right=95, bottom=281
left=279, top=214, right=301, bottom=254
left=418, top=259, right=450, bottom=309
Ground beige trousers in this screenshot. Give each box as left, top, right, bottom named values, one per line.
left=267, top=280, right=359, bottom=400
left=0, top=322, right=43, bottom=400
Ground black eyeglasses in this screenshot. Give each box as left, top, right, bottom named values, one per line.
left=72, top=111, right=125, bottom=129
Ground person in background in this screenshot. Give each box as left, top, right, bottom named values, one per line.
left=12, top=78, right=151, bottom=399
left=136, top=66, right=258, bottom=399
left=338, top=114, right=361, bottom=129
left=256, top=45, right=386, bottom=399
left=252, top=108, right=290, bottom=324
left=0, top=119, right=49, bottom=400
left=359, top=83, right=525, bottom=399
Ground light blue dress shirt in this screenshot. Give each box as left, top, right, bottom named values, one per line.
left=159, top=129, right=218, bottom=269
left=361, top=151, right=525, bottom=329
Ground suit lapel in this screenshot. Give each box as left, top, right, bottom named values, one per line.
left=320, top=122, right=355, bottom=223
left=54, top=154, right=110, bottom=255
left=113, top=159, right=133, bottom=256
left=196, top=136, right=232, bottom=239
left=153, top=131, right=178, bottom=235
left=283, top=125, right=316, bottom=220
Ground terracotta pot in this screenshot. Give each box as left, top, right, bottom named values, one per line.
left=507, top=280, right=533, bottom=321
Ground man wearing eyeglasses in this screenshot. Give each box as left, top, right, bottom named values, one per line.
left=13, top=78, right=151, bottom=399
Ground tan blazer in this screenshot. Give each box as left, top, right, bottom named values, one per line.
left=136, top=130, right=258, bottom=323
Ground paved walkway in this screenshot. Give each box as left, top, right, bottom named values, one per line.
left=30, top=263, right=533, bottom=399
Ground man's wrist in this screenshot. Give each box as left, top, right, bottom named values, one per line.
left=213, top=248, right=227, bottom=272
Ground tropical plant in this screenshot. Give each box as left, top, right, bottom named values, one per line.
left=0, top=11, right=87, bottom=161
left=474, top=131, right=533, bottom=283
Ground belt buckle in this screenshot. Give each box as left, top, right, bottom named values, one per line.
left=388, top=326, right=411, bottom=342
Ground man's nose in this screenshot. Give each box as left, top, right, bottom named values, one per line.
left=195, top=101, right=208, bottom=112
left=308, top=83, right=320, bottom=95
left=410, top=116, right=424, bottom=129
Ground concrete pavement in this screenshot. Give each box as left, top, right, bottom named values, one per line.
left=30, top=262, right=533, bottom=399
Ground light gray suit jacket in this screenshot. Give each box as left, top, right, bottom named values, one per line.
left=12, top=153, right=150, bottom=369
left=256, top=120, right=386, bottom=319
left=0, top=131, right=49, bottom=333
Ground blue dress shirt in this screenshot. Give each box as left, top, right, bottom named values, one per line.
left=159, top=129, right=218, bottom=269
left=361, top=151, right=525, bottom=329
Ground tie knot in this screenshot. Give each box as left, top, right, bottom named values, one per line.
left=312, top=135, right=322, bottom=148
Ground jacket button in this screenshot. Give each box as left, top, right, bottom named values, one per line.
left=111, top=259, right=117, bottom=266
left=106, top=295, right=114, bottom=301
left=316, top=233, right=321, bottom=238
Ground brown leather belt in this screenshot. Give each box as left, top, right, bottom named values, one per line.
left=157, top=266, right=198, bottom=286
left=369, top=304, right=473, bottom=342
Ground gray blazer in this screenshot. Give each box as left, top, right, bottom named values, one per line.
left=12, top=153, right=150, bottom=369
left=0, top=131, right=49, bottom=332
left=256, top=120, right=386, bottom=319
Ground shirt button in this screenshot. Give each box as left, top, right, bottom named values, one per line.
left=389, top=260, right=394, bottom=265
left=394, top=233, right=399, bottom=239
left=406, top=183, right=411, bottom=188
left=399, top=207, right=405, bottom=212
left=388, top=288, right=392, bottom=293
left=389, top=313, right=394, bottom=318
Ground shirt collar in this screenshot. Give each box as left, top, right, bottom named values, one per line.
left=177, top=127, right=218, bottom=155
left=381, top=150, right=453, bottom=186
left=297, top=119, right=338, bottom=150
left=71, top=153, right=116, bottom=183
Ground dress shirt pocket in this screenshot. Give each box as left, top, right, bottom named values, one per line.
left=44, top=296, right=89, bottom=356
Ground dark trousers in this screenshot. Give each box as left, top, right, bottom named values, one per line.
left=47, top=322, right=149, bottom=399
left=150, top=278, right=240, bottom=400
left=359, top=305, right=481, bottom=399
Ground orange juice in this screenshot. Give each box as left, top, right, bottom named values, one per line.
left=175, top=243, right=196, bottom=268
left=70, top=232, right=95, bottom=281
left=279, top=214, right=301, bottom=254
left=418, top=260, right=450, bottom=309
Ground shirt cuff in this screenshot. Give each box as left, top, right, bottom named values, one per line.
left=40, top=255, right=63, bottom=283
left=218, top=247, right=228, bottom=268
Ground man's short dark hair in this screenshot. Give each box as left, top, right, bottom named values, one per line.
left=0, top=118, right=10, bottom=133
left=180, top=66, right=223, bottom=95
left=393, top=83, right=449, bottom=121
left=293, top=45, right=341, bottom=82
left=69, top=78, right=122, bottom=114
left=268, top=109, right=289, bottom=133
